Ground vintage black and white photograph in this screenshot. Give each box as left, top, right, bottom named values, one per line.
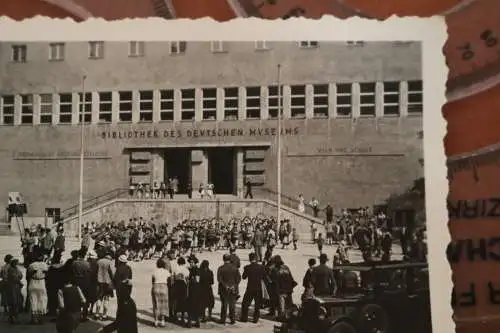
left=0, top=18, right=448, bottom=333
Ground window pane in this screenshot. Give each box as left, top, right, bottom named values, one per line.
left=337, top=96, right=351, bottom=105
left=383, top=81, right=400, bottom=91
left=203, top=88, right=216, bottom=98
left=360, top=95, right=375, bottom=104
left=140, top=91, right=153, bottom=100
left=160, top=101, right=174, bottom=110
left=203, top=100, right=217, bottom=109
left=408, top=80, right=423, bottom=91
left=225, top=99, right=238, bottom=108
left=100, top=92, right=112, bottom=101
left=314, top=96, right=328, bottom=105
left=337, top=84, right=351, bottom=94
left=291, top=97, right=305, bottom=106
left=120, top=91, right=132, bottom=100
left=314, top=84, right=328, bottom=95
left=60, top=94, right=72, bottom=103
left=247, top=99, right=260, bottom=108
left=291, top=85, right=305, bottom=95
left=360, top=106, right=375, bottom=115
left=246, top=87, right=260, bottom=96
left=360, top=83, right=375, bottom=93
left=384, top=105, right=400, bottom=115
left=384, top=94, right=399, bottom=104
left=160, top=90, right=174, bottom=99
left=225, top=87, right=238, bottom=97
left=182, top=89, right=195, bottom=99
left=182, top=100, right=195, bottom=109
left=408, top=93, right=422, bottom=103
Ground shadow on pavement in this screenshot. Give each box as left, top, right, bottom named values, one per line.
left=0, top=313, right=105, bottom=333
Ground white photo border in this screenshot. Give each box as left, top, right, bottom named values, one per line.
left=0, top=15, right=450, bottom=333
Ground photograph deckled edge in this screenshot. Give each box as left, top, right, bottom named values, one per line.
left=0, top=15, right=450, bottom=333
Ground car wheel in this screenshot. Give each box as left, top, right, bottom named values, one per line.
left=358, top=304, right=389, bottom=333
left=327, top=321, right=357, bottom=333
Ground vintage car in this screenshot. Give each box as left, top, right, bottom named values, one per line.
left=273, top=261, right=431, bottom=333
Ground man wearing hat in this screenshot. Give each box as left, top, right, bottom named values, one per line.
left=240, top=252, right=266, bottom=323
left=310, top=253, right=336, bottom=296
left=114, top=254, right=132, bottom=302
left=217, top=254, right=241, bottom=325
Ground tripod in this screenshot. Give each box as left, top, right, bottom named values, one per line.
left=15, top=213, right=26, bottom=239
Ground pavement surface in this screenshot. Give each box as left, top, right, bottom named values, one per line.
left=0, top=236, right=403, bottom=333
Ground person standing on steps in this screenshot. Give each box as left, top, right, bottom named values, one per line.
left=297, top=194, right=305, bottom=213
left=167, top=178, right=174, bottom=199
left=244, top=178, right=253, bottom=199
left=311, top=197, right=320, bottom=217
left=187, top=180, right=192, bottom=199
left=325, top=204, right=333, bottom=224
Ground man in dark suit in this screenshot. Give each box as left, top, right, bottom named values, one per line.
left=252, top=227, right=265, bottom=262
left=240, top=252, right=267, bottom=323
left=310, top=253, right=336, bottom=296
left=244, top=178, right=253, bottom=199
left=217, top=254, right=241, bottom=325
left=228, top=247, right=241, bottom=269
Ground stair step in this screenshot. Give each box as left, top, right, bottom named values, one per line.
left=0, top=223, right=14, bottom=235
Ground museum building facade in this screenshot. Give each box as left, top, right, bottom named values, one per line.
left=0, top=41, right=423, bottom=217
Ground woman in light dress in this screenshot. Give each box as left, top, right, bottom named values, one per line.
left=27, top=250, right=49, bottom=324
left=297, top=194, right=306, bottom=213
left=206, top=183, right=214, bottom=199
left=151, top=259, right=171, bottom=327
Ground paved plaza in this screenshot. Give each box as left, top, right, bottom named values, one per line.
left=0, top=236, right=403, bottom=333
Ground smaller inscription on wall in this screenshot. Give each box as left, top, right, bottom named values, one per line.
left=287, top=146, right=406, bottom=157
left=13, top=151, right=110, bottom=160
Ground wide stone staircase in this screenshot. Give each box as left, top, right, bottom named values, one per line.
left=52, top=187, right=325, bottom=238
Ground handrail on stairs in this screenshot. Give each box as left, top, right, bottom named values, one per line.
left=254, top=187, right=325, bottom=220
left=61, top=188, right=129, bottom=220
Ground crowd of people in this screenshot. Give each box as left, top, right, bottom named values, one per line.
left=128, top=177, right=258, bottom=201
left=128, top=177, right=221, bottom=200
left=311, top=207, right=427, bottom=263
left=0, top=207, right=427, bottom=332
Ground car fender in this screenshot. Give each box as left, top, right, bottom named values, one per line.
left=331, top=315, right=357, bottom=328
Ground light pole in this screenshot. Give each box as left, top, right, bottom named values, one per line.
left=78, top=75, right=87, bottom=243
left=276, top=64, right=282, bottom=229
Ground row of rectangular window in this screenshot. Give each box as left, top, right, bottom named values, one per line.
left=0, top=81, right=423, bottom=125
left=8, top=40, right=415, bottom=62
left=10, top=41, right=320, bottom=62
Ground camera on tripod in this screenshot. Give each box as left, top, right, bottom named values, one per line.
left=6, top=192, right=28, bottom=236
